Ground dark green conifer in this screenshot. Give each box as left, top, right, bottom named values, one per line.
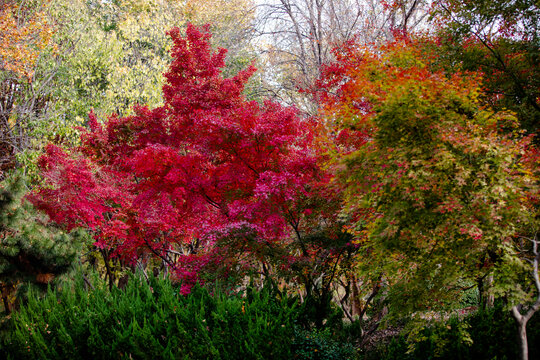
left=0, top=174, right=87, bottom=313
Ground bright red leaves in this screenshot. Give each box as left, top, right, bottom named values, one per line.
left=29, top=24, right=329, bottom=292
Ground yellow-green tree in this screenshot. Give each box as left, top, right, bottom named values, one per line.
left=318, top=38, right=538, bottom=356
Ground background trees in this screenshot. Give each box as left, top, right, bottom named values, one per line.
left=255, top=0, right=430, bottom=112
left=431, top=0, right=540, bottom=140
left=0, top=0, right=54, bottom=177
left=0, top=0, right=259, bottom=180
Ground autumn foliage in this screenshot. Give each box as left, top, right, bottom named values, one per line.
left=0, top=0, right=53, bottom=79
left=317, top=38, right=537, bottom=312
left=1, top=1, right=539, bottom=357
left=28, top=24, right=346, bottom=293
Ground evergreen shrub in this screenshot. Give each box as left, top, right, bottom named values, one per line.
left=0, top=274, right=301, bottom=359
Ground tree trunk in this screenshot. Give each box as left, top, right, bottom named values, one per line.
left=351, top=273, right=362, bottom=317
left=512, top=309, right=529, bottom=360
left=511, top=234, right=540, bottom=360
left=518, top=321, right=528, bottom=360
left=485, top=275, right=494, bottom=307
left=1, top=282, right=16, bottom=314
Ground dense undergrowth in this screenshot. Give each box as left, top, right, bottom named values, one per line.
left=0, top=273, right=355, bottom=360
left=1, top=272, right=539, bottom=360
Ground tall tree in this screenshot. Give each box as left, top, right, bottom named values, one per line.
left=318, top=37, right=538, bottom=355
left=29, top=25, right=352, bottom=312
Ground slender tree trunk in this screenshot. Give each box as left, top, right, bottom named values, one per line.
left=511, top=234, right=540, bottom=360
left=351, top=273, right=362, bottom=317
left=477, top=276, right=484, bottom=309
left=518, top=321, right=528, bottom=360
left=486, top=275, right=494, bottom=307
left=512, top=308, right=529, bottom=360
left=100, top=248, right=115, bottom=290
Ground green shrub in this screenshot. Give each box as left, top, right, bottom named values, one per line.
left=360, top=302, right=540, bottom=360
left=0, top=273, right=301, bottom=359
left=293, top=326, right=356, bottom=360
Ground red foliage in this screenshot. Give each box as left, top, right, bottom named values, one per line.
left=29, top=24, right=338, bottom=292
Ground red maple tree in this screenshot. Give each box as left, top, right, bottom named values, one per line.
left=29, top=24, right=347, bottom=294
